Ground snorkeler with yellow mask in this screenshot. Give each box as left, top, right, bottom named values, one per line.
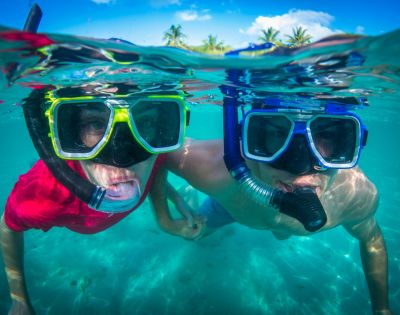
left=0, top=82, right=204, bottom=314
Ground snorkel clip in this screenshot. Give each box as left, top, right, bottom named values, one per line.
left=88, top=186, right=107, bottom=209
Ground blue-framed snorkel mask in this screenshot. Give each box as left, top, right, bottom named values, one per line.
left=241, top=104, right=368, bottom=175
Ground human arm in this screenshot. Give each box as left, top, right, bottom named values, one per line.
left=344, top=216, right=392, bottom=315
left=149, top=167, right=205, bottom=240
left=166, top=182, right=196, bottom=226
left=0, top=215, right=35, bottom=315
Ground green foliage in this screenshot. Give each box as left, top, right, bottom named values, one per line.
left=162, top=24, right=316, bottom=53
left=258, top=27, right=280, bottom=44
left=187, top=44, right=232, bottom=55
left=201, top=35, right=225, bottom=53
left=163, top=24, right=186, bottom=47
left=286, top=26, right=313, bottom=47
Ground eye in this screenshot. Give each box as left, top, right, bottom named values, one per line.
left=81, top=119, right=106, bottom=135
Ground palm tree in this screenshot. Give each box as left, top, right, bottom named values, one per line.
left=202, top=35, right=225, bottom=53
left=163, top=24, right=186, bottom=47
left=286, top=26, right=312, bottom=47
left=258, top=27, right=280, bottom=44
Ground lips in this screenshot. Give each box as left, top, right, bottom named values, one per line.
left=278, top=181, right=321, bottom=196
left=278, top=181, right=295, bottom=192
left=105, top=179, right=140, bottom=200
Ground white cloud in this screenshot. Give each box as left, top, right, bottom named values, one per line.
left=149, top=0, right=181, bottom=8
left=91, top=0, right=115, bottom=4
left=244, top=9, right=342, bottom=42
left=175, top=9, right=212, bottom=21
left=355, top=25, right=365, bottom=34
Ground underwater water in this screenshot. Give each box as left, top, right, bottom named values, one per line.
left=0, top=26, right=399, bottom=315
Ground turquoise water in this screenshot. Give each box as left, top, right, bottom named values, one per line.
left=0, top=27, right=399, bottom=314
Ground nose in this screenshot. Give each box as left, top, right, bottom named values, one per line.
left=93, top=123, right=151, bottom=167
left=271, top=134, right=317, bottom=175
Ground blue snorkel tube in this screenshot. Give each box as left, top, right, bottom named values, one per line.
left=222, top=45, right=327, bottom=232
left=222, top=84, right=280, bottom=206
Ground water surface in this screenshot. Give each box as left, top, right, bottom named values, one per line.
left=0, top=27, right=399, bottom=315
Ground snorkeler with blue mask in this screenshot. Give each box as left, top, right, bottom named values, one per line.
left=234, top=98, right=368, bottom=231
left=152, top=79, right=392, bottom=314
left=154, top=96, right=392, bottom=314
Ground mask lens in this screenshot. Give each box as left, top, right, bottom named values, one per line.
left=246, top=114, right=292, bottom=160
left=130, top=99, right=182, bottom=151
left=56, top=102, right=111, bottom=155
left=310, top=116, right=358, bottom=164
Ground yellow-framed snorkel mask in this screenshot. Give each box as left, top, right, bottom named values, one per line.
left=44, top=91, right=189, bottom=163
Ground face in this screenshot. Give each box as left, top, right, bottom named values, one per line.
left=80, top=155, right=156, bottom=201
left=76, top=103, right=159, bottom=202
left=246, top=159, right=338, bottom=198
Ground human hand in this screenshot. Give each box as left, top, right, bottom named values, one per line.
left=180, top=216, right=207, bottom=240
left=8, top=300, right=36, bottom=315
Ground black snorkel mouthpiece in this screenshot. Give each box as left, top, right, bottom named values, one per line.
left=271, top=187, right=327, bottom=232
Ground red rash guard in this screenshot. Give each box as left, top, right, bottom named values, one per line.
left=3, top=155, right=166, bottom=234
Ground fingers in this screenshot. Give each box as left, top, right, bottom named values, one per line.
left=187, top=219, right=207, bottom=240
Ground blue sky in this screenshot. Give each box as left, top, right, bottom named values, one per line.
left=0, top=0, right=399, bottom=47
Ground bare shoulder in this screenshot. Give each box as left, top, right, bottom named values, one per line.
left=166, top=138, right=223, bottom=168
left=165, top=139, right=230, bottom=192
left=336, top=167, right=379, bottom=224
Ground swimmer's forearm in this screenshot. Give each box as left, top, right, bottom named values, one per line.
left=151, top=196, right=195, bottom=237
left=359, top=227, right=390, bottom=313
left=166, top=183, right=194, bottom=221
left=149, top=170, right=188, bottom=236
left=0, top=217, right=31, bottom=304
